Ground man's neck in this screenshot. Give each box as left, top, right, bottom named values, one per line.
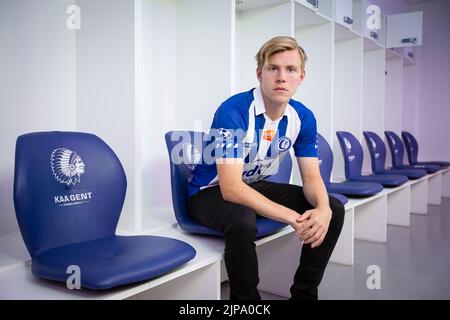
left=261, top=95, right=287, bottom=121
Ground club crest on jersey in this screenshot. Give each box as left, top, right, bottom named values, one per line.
left=263, top=130, right=276, bottom=142
left=51, top=148, right=85, bottom=186
left=276, top=136, right=292, bottom=152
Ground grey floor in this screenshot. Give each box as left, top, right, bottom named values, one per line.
left=222, top=197, right=450, bottom=300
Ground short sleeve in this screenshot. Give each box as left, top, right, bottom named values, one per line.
left=293, top=110, right=318, bottom=157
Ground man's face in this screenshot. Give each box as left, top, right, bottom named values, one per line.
left=257, top=49, right=305, bottom=106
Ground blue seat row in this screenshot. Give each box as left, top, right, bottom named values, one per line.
left=12, top=130, right=447, bottom=291
left=321, top=130, right=447, bottom=199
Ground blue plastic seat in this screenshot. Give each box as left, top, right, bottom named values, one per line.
left=363, top=131, right=427, bottom=179
left=317, top=133, right=382, bottom=198
left=14, top=131, right=196, bottom=290
left=164, top=130, right=286, bottom=237
left=385, top=131, right=441, bottom=174
left=336, top=131, right=408, bottom=187
left=401, top=131, right=450, bottom=168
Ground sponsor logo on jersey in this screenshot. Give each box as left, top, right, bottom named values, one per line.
left=263, top=130, right=276, bottom=142
left=218, top=128, right=232, bottom=139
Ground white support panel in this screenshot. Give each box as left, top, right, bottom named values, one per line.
left=257, top=232, right=302, bottom=298
left=384, top=56, right=403, bottom=169
left=410, top=177, right=428, bottom=215
left=236, top=0, right=293, bottom=92
left=132, top=261, right=221, bottom=300
left=175, top=0, right=234, bottom=129
left=386, top=185, right=411, bottom=227
left=76, top=0, right=138, bottom=234
left=385, top=57, right=403, bottom=133
left=354, top=195, right=387, bottom=243
left=219, top=225, right=296, bottom=284
left=0, top=232, right=31, bottom=273
left=428, top=172, right=442, bottom=206
left=335, top=0, right=354, bottom=29
left=329, top=207, right=355, bottom=266
left=402, top=64, right=417, bottom=135
left=294, top=6, right=333, bottom=144
left=386, top=11, right=423, bottom=48
left=442, top=168, right=450, bottom=198
left=333, top=36, right=363, bottom=181
left=362, top=46, right=385, bottom=174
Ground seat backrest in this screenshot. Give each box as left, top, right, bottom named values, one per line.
left=317, top=133, right=333, bottom=188
left=336, top=131, right=364, bottom=179
left=165, top=131, right=207, bottom=227
left=401, top=131, right=419, bottom=164
left=14, top=132, right=126, bottom=258
left=165, top=130, right=293, bottom=225
left=363, top=131, right=388, bottom=172
left=384, top=131, right=405, bottom=167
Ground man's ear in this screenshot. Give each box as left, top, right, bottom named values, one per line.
left=256, top=67, right=262, bottom=83
left=298, top=69, right=306, bottom=85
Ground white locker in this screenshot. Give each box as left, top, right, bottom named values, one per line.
left=296, top=0, right=319, bottom=11
left=386, top=11, right=423, bottom=48
left=335, top=0, right=354, bottom=29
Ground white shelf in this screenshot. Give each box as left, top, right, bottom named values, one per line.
left=0, top=232, right=30, bottom=273
left=364, top=37, right=383, bottom=51
left=335, top=22, right=361, bottom=41
left=235, top=0, right=289, bottom=12
left=295, top=1, right=332, bottom=28
left=386, top=48, right=403, bottom=59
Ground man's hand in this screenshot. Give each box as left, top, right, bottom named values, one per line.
left=295, top=207, right=332, bottom=249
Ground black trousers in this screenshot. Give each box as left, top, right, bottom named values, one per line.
left=188, top=180, right=345, bottom=300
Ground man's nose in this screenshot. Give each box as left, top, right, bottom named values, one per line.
left=276, top=70, right=286, bottom=83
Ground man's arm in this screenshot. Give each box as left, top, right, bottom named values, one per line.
left=216, top=159, right=301, bottom=227
left=295, top=157, right=332, bottom=248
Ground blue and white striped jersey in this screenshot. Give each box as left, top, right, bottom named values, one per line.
left=188, top=86, right=318, bottom=198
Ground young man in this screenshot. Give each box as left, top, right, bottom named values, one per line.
left=187, top=36, right=345, bottom=300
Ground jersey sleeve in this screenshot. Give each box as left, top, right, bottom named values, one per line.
left=293, top=109, right=318, bottom=157
left=210, top=103, right=248, bottom=159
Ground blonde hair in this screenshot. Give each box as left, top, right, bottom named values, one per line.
left=255, top=36, right=307, bottom=71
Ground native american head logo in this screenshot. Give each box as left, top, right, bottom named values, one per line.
left=50, top=148, right=85, bottom=186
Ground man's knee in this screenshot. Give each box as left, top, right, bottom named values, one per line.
left=329, top=196, right=345, bottom=225
left=222, top=210, right=257, bottom=237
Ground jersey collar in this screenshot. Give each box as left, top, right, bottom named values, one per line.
left=253, top=85, right=291, bottom=119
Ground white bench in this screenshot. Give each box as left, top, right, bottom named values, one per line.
left=329, top=168, right=448, bottom=266
left=0, top=168, right=448, bottom=299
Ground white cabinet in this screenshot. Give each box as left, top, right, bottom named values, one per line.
left=296, top=0, right=319, bottom=11
left=335, top=0, right=354, bottom=29
left=362, top=0, right=385, bottom=46
left=386, top=11, right=423, bottom=48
